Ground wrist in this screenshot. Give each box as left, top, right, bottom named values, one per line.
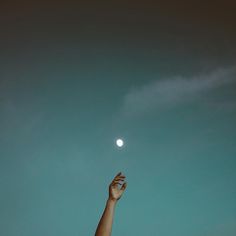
left=107, top=198, right=118, bottom=205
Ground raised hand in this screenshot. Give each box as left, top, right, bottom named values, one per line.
left=108, top=172, right=127, bottom=202
left=95, top=172, right=127, bottom=236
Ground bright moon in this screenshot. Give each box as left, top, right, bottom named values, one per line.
left=116, top=139, right=124, bottom=147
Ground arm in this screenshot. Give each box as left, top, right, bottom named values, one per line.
left=95, top=172, right=127, bottom=236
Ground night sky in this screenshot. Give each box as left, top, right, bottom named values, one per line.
left=1, top=1, right=236, bottom=235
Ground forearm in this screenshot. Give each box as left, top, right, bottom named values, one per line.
left=95, top=199, right=117, bottom=236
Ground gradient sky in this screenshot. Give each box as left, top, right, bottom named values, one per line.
left=1, top=1, right=236, bottom=236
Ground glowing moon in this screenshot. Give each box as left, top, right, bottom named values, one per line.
left=116, top=139, right=124, bottom=147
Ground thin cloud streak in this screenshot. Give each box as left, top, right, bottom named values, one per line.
left=122, top=66, right=236, bottom=116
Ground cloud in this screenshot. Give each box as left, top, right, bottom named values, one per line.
left=122, top=66, right=236, bottom=116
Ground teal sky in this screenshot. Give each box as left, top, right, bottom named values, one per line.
left=1, top=1, right=236, bottom=236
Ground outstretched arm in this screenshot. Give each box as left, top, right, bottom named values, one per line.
left=95, top=172, right=127, bottom=236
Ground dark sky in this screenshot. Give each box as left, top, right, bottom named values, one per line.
left=1, top=1, right=236, bottom=236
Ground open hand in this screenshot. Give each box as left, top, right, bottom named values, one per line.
left=108, top=172, right=127, bottom=201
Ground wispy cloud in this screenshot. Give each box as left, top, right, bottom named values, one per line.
left=122, top=66, right=236, bottom=116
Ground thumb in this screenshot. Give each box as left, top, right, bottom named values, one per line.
left=120, top=182, right=127, bottom=191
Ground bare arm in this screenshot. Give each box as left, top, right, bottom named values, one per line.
left=95, top=172, right=127, bottom=236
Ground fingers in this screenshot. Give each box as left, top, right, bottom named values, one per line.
left=111, top=178, right=125, bottom=186
left=114, top=176, right=125, bottom=181
left=111, top=172, right=126, bottom=186
left=115, top=172, right=122, bottom=178
left=111, top=181, right=122, bottom=186
left=114, top=172, right=126, bottom=180
left=112, top=178, right=125, bottom=185
left=121, top=182, right=127, bottom=191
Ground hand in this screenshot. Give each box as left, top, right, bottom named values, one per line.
left=108, top=172, right=127, bottom=202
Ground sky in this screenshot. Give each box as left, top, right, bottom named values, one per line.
left=0, top=1, right=236, bottom=235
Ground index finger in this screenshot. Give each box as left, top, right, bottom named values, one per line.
left=115, top=172, right=122, bottom=178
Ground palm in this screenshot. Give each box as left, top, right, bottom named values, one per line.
left=109, top=172, right=127, bottom=201
left=110, top=185, right=122, bottom=199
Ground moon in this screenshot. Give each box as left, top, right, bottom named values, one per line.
left=116, top=138, right=124, bottom=147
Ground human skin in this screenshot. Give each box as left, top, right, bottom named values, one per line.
left=95, top=172, right=127, bottom=236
